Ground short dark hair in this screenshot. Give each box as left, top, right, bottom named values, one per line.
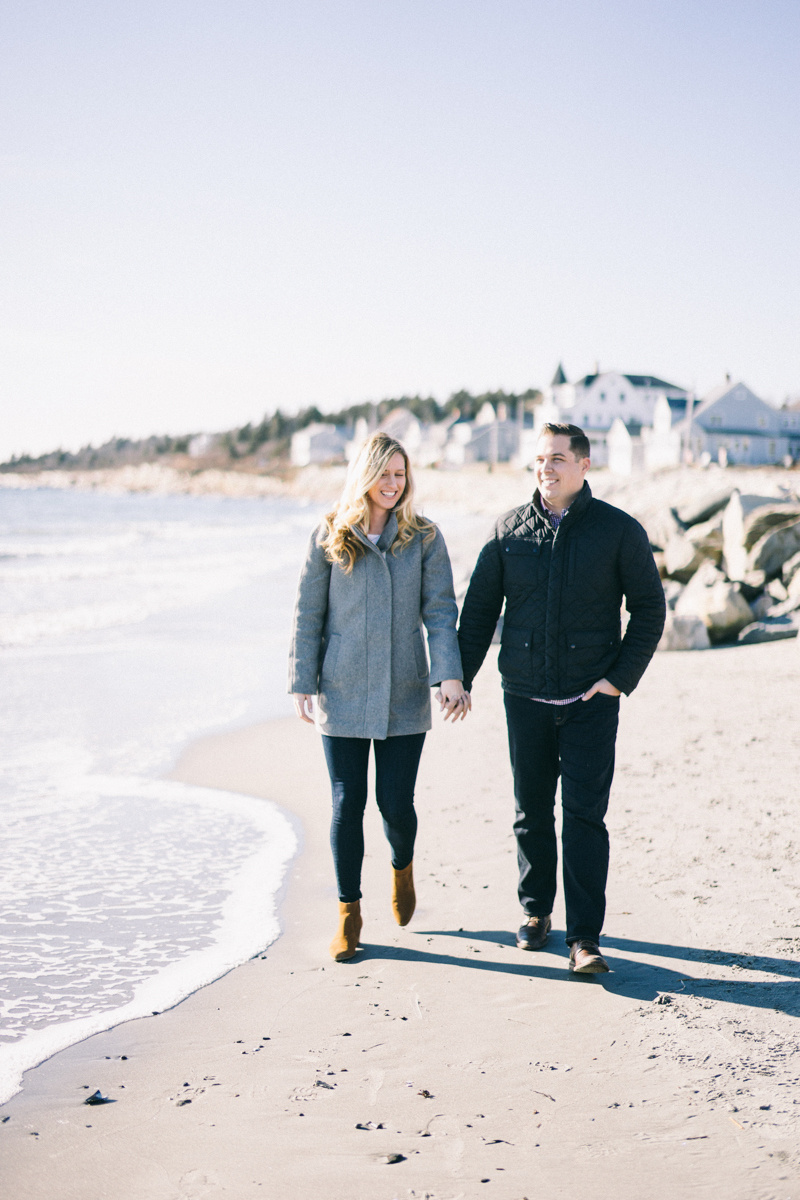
left=538, top=422, right=591, bottom=461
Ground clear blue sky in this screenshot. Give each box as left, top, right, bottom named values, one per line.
left=2, top=0, right=799, bottom=457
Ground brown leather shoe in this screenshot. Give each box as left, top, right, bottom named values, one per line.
left=569, top=939, right=610, bottom=973
left=391, top=862, right=416, bottom=926
left=329, top=901, right=362, bottom=961
left=516, top=914, right=552, bottom=951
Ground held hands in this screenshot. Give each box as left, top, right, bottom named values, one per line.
left=293, top=694, right=315, bottom=724
left=582, top=678, right=621, bottom=701
left=435, top=679, right=471, bottom=722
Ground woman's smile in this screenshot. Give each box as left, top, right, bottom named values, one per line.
left=367, top=452, right=406, bottom=514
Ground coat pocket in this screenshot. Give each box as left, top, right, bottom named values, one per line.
left=497, top=625, right=533, bottom=682
left=563, top=629, right=619, bottom=685
left=320, top=633, right=342, bottom=684
left=413, top=629, right=429, bottom=681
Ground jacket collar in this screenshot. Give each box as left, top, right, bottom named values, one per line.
left=353, top=512, right=399, bottom=554
left=532, top=480, right=592, bottom=530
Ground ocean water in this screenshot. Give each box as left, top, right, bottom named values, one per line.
left=0, top=487, right=325, bottom=1104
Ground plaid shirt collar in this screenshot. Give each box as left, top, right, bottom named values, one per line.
left=541, top=498, right=569, bottom=530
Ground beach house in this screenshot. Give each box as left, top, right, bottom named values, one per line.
left=550, top=366, right=688, bottom=467
left=290, top=422, right=348, bottom=466
left=681, top=380, right=793, bottom=466
left=443, top=402, right=520, bottom=466
left=556, top=364, right=690, bottom=463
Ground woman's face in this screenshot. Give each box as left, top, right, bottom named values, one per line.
left=367, top=452, right=406, bottom=514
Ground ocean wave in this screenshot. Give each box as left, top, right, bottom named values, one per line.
left=0, top=775, right=297, bottom=1106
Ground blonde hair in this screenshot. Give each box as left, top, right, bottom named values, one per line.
left=321, top=431, right=434, bottom=572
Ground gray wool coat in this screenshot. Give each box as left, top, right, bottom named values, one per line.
left=288, top=514, right=463, bottom=740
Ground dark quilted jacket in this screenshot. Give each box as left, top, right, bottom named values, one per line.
left=458, top=482, right=666, bottom=699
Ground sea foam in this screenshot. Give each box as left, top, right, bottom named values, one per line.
left=0, top=776, right=296, bottom=1105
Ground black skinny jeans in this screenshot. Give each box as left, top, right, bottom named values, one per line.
left=322, top=732, right=426, bottom=903
left=504, top=691, right=620, bottom=944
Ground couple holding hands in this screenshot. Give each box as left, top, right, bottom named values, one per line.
left=289, top=426, right=665, bottom=972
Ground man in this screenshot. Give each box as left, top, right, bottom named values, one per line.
left=457, top=423, right=665, bottom=973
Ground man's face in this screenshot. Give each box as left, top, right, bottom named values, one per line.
left=534, top=434, right=590, bottom=511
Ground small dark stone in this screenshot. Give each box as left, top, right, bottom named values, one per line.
left=121, top=1055, right=128, bottom=1060
left=84, top=1091, right=112, bottom=1106
left=151, top=1012, right=159, bottom=1016
left=379, top=1153, right=405, bottom=1164
left=176, top=1099, right=192, bottom=1107
left=418, top=1089, right=434, bottom=1099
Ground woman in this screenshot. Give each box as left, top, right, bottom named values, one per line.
left=289, top=431, right=469, bottom=962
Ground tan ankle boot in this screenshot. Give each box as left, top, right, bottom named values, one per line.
left=391, top=862, right=416, bottom=926
left=329, top=901, right=362, bottom=961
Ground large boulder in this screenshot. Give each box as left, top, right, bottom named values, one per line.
left=662, top=579, right=685, bottom=609
left=767, top=571, right=800, bottom=617
left=767, top=578, right=789, bottom=602
left=657, top=611, right=711, bottom=651
left=664, top=512, right=724, bottom=582
left=737, top=617, right=799, bottom=645
left=722, top=491, right=800, bottom=581
left=685, top=512, right=724, bottom=558
left=746, top=519, right=800, bottom=579
left=675, top=561, right=754, bottom=643
left=641, top=505, right=684, bottom=551
left=675, top=486, right=735, bottom=529
left=664, top=535, right=706, bottom=582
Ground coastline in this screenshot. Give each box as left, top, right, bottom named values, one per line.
left=2, top=645, right=800, bottom=1198
left=2, top=459, right=798, bottom=519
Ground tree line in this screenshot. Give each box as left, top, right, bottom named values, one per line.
left=2, top=387, right=541, bottom=471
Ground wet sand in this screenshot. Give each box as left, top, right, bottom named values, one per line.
left=1, top=641, right=799, bottom=1199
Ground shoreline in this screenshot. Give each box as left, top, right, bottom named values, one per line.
left=2, top=459, right=798, bottom=519
left=2, top=645, right=800, bottom=1198
left=0, top=777, right=298, bottom=1110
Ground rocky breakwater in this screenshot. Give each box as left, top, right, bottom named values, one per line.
left=641, top=485, right=800, bottom=651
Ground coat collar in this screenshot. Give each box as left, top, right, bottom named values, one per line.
left=353, top=512, right=399, bottom=555
left=531, top=480, right=592, bottom=530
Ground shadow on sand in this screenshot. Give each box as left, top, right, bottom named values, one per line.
left=351, top=928, right=800, bottom=1016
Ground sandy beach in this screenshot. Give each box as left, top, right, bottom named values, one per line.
left=1, top=633, right=799, bottom=1199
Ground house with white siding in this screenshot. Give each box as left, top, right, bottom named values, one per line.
left=444, top=401, right=519, bottom=465
left=290, top=423, right=348, bottom=466
left=680, top=381, right=792, bottom=465
left=551, top=367, right=689, bottom=466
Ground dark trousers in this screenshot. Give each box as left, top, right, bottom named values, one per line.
left=321, top=732, right=426, bottom=903
left=504, top=691, right=620, bottom=944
